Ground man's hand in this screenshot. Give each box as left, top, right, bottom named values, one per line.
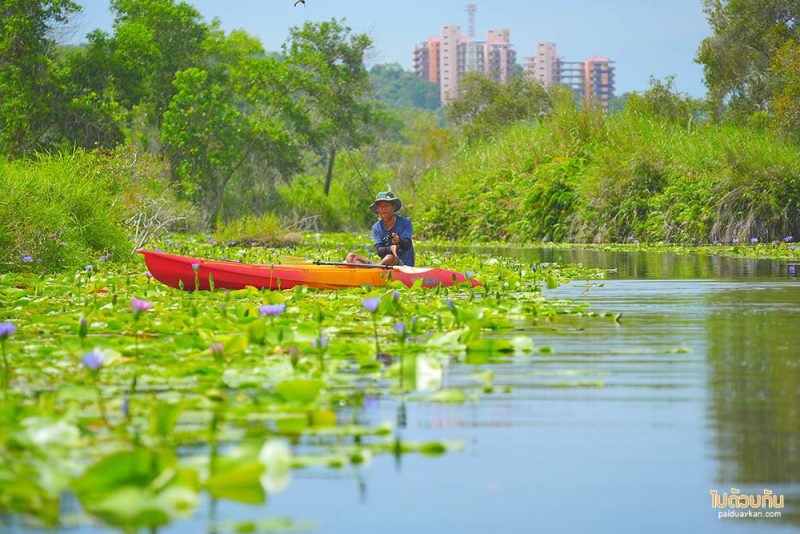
left=390, top=244, right=399, bottom=257
left=391, top=232, right=400, bottom=245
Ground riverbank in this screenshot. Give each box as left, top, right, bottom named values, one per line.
left=423, top=237, right=800, bottom=262
left=414, top=98, right=800, bottom=245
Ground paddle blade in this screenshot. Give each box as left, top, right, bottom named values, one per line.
left=277, top=255, right=313, bottom=265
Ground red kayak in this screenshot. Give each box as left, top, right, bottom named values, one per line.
left=137, top=250, right=482, bottom=291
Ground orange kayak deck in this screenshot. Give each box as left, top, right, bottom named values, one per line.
left=137, top=250, right=482, bottom=291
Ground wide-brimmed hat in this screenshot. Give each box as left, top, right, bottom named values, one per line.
left=369, top=191, right=402, bottom=214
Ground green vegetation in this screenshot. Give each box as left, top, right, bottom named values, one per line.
left=415, top=86, right=800, bottom=244
left=5, top=0, right=800, bottom=255
left=214, top=214, right=300, bottom=247
left=369, top=63, right=440, bottom=110
left=445, top=73, right=551, bottom=141
left=0, top=233, right=606, bottom=530
left=697, top=0, right=800, bottom=132
left=0, top=149, right=189, bottom=273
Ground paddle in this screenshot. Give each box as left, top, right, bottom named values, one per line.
left=278, top=255, right=392, bottom=269
left=277, top=255, right=430, bottom=273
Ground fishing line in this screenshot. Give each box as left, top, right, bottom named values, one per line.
left=346, top=149, right=375, bottom=200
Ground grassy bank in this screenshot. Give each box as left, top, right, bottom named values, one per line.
left=0, top=149, right=190, bottom=273
left=415, top=99, right=800, bottom=244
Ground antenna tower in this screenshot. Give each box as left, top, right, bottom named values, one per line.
left=466, top=3, right=476, bottom=39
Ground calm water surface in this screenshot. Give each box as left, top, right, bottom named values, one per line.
left=19, top=248, right=800, bottom=533
left=205, top=249, right=799, bottom=533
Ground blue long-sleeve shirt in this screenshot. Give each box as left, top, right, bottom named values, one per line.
left=371, top=215, right=414, bottom=266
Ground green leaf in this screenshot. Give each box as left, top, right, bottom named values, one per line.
left=206, top=463, right=266, bottom=504
left=429, top=389, right=467, bottom=403
left=150, top=402, right=181, bottom=439
left=466, top=337, right=513, bottom=353
left=274, top=379, right=323, bottom=404
left=418, top=441, right=447, bottom=455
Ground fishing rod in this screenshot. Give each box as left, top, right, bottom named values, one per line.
left=346, top=149, right=375, bottom=200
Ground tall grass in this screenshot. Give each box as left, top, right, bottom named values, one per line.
left=0, top=153, right=131, bottom=272
left=0, top=149, right=191, bottom=272
left=415, top=99, right=800, bottom=243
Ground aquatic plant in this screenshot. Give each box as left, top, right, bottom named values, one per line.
left=0, top=232, right=608, bottom=530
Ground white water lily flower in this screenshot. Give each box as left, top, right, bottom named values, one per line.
left=416, top=356, right=444, bottom=392
left=23, top=417, right=80, bottom=448
left=259, top=440, right=292, bottom=494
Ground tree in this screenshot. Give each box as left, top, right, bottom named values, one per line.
left=445, top=73, right=551, bottom=141
left=73, top=0, right=208, bottom=150
left=625, top=76, right=704, bottom=127
left=696, top=0, right=800, bottom=120
left=162, top=30, right=306, bottom=225
left=284, top=19, right=373, bottom=195
left=771, top=39, right=800, bottom=135
left=0, top=0, right=80, bottom=156
left=369, top=63, right=440, bottom=110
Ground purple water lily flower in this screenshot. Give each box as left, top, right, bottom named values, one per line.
left=121, top=395, right=129, bottom=418
left=36, top=258, right=42, bottom=263
left=394, top=322, right=406, bottom=336
left=259, top=304, right=286, bottom=317
left=732, top=238, right=740, bottom=244
left=445, top=300, right=454, bottom=309
left=362, top=297, right=381, bottom=313
left=84, top=265, right=93, bottom=271
left=82, top=349, right=104, bottom=371
left=0, top=322, right=17, bottom=340
left=131, top=298, right=153, bottom=313
left=750, top=238, right=759, bottom=243
left=99, top=254, right=109, bottom=262
left=313, top=336, right=328, bottom=348
left=210, top=342, right=224, bottom=358
left=22, top=256, right=33, bottom=263
left=144, top=271, right=152, bottom=278
left=784, top=236, right=793, bottom=243
left=191, top=263, right=200, bottom=272
left=392, top=290, right=400, bottom=301
left=50, top=233, right=58, bottom=239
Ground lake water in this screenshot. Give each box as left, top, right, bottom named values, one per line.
left=13, top=248, right=798, bottom=533
left=240, top=248, right=799, bottom=534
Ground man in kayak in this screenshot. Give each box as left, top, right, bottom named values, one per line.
left=345, top=191, right=415, bottom=266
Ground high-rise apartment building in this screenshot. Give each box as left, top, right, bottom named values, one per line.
left=523, top=43, right=616, bottom=110
left=413, top=25, right=517, bottom=104
left=412, top=36, right=440, bottom=85
left=584, top=56, right=615, bottom=109
left=440, top=25, right=462, bottom=103
left=525, top=42, right=559, bottom=87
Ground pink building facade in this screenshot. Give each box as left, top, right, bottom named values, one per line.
left=413, top=27, right=517, bottom=104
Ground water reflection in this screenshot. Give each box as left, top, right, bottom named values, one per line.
left=429, top=244, right=796, bottom=279
left=706, top=285, right=800, bottom=524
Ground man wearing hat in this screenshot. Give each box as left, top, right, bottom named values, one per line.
left=345, top=191, right=415, bottom=266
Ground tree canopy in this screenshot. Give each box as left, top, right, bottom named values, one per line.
left=445, top=73, right=551, bottom=141
left=697, top=0, right=800, bottom=130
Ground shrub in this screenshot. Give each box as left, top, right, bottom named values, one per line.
left=0, top=148, right=193, bottom=272
left=214, top=213, right=300, bottom=246
left=0, top=152, right=131, bottom=272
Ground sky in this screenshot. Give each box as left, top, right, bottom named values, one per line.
left=66, top=0, right=713, bottom=97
